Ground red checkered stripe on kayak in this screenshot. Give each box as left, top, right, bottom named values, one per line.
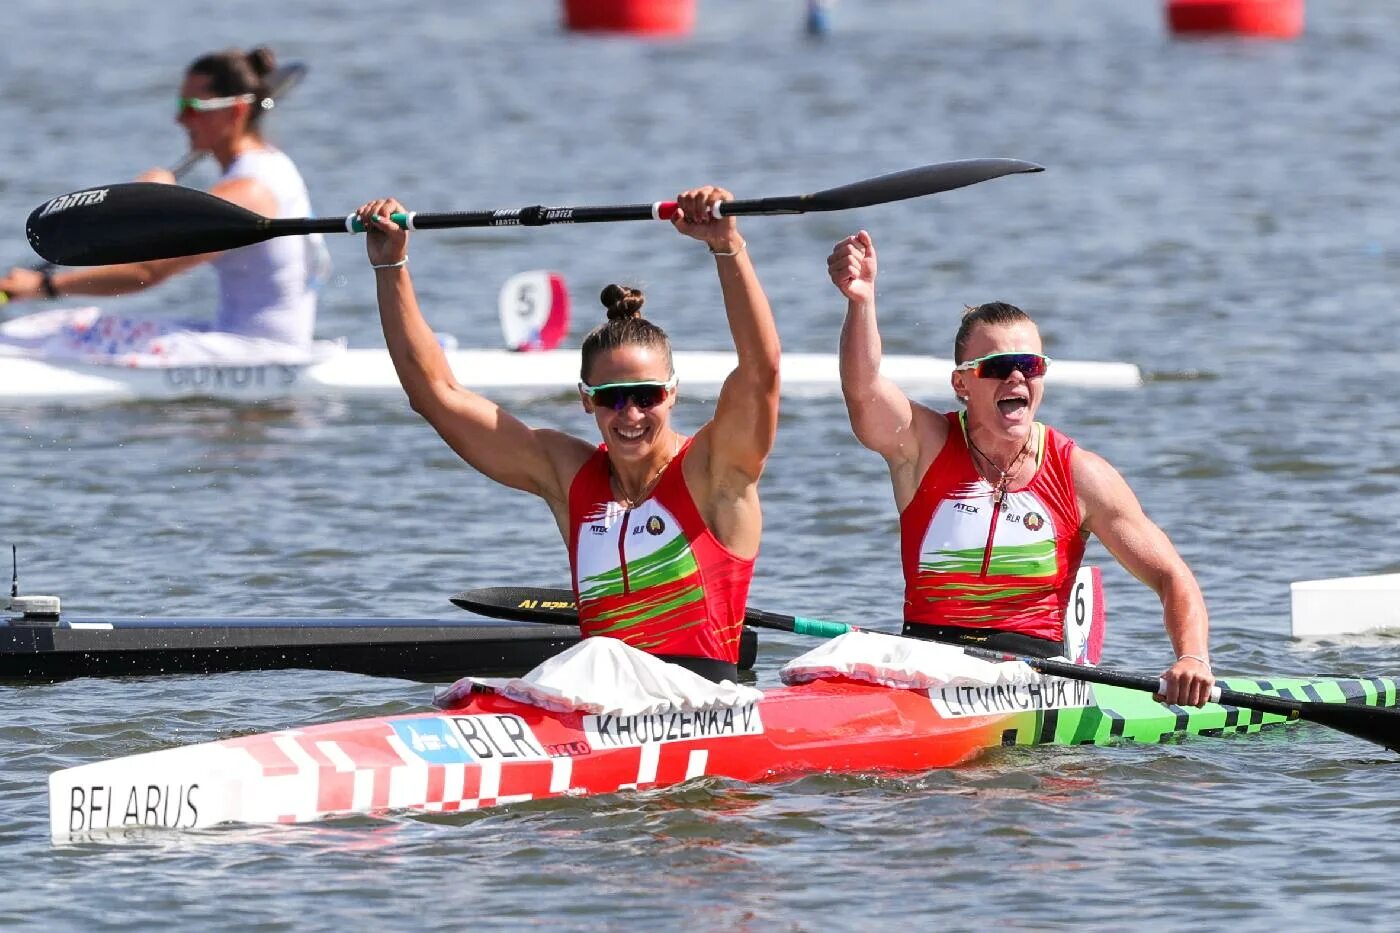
left=220, top=715, right=720, bottom=822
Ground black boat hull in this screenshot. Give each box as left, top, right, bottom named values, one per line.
left=0, top=616, right=760, bottom=682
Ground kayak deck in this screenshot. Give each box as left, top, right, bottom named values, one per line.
left=49, top=672, right=1399, bottom=839
left=996, top=675, right=1399, bottom=746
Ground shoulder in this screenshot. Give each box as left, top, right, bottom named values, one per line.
left=913, top=402, right=954, bottom=450
left=209, top=174, right=278, bottom=216
left=1071, top=445, right=1116, bottom=485
left=914, top=401, right=953, bottom=428
left=1071, top=446, right=1140, bottom=519
left=532, top=428, right=599, bottom=496
left=540, top=428, right=598, bottom=468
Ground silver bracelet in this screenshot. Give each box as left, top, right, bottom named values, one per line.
left=1177, top=653, right=1210, bottom=667
left=708, top=240, right=746, bottom=257
left=370, top=257, right=409, bottom=270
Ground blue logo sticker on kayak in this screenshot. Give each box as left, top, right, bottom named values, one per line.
left=392, top=718, right=475, bottom=764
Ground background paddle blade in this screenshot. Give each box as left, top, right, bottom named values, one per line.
left=804, top=158, right=1044, bottom=211
left=26, top=182, right=271, bottom=265
left=450, top=587, right=580, bottom=624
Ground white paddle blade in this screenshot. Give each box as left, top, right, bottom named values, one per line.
left=498, top=270, right=570, bottom=352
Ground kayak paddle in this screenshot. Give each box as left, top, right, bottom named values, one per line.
left=450, top=585, right=1400, bottom=754
left=1, top=61, right=307, bottom=305
left=26, top=158, right=1044, bottom=266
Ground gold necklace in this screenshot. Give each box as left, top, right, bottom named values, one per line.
left=612, top=437, right=680, bottom=508
left=966, top=431, right=1032, bottom=505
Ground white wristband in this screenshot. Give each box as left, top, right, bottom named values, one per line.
left=1177, top=653, right=1210, bottom=668
left=371, top=257, right=408, bottom=270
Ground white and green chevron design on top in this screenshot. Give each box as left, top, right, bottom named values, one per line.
left=579, top=534, right=701, bottom=603
left=920, top=540, right=1057, bottom=578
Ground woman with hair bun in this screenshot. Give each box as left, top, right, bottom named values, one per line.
left=0, top=46, right=328, bottom=356
left=356, top=186, right=779, bottom=682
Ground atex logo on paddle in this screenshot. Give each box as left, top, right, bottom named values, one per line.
left=40, top=188, right=109, bottom=216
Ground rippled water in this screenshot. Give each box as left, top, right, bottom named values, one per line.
left=4, top=0, right=1400, bottom=928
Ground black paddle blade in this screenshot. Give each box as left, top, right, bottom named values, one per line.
left=27, top=182, right=272, bottom=265
left=1300, top=701, right=1400, bottom=752
left=805, top=158, right=1044, bottom=211
left=267, top=62, right=308, bottom=99
left=450, top=586, right=580, bottom=625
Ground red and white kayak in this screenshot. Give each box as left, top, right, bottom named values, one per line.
left=50, top=675, right=1069, bottom=838
left=52, top=662, right=1397, bottom=841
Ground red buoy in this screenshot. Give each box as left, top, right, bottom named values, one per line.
left=563, top=0, right=695, bottom=35
left=1166, top=0, right=1304, bottom=38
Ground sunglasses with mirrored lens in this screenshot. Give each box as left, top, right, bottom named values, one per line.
left=176, top=93, right=256, bottom=117
left=955, top=352, right=1051, bottom=380
left=579, top=378, right=677, bottom=411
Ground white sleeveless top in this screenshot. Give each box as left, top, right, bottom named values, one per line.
left=210, top=149, right=329, bottom=346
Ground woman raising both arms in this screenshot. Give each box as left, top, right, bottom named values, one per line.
left=356, top=187, right=780, bottom=683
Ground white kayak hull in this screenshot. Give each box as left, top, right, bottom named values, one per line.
left=0, top=345, right=1142, bottom=405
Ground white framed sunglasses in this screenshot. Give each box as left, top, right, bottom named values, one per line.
left=954, top=351, right=1052, bottom=380
left=176, top=93, right=267, bottom=117
left=578, top=377, right=679, bottom=411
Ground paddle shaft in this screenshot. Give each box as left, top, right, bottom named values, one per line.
left=451, top=585, right=1400, bottom=751
left=746, top=606, right=1305, bottom=715
left=312, top=158, right=1051, bottom=232
left=3, top=62, right=306, bottom=304
left=28, top=158, right=1044, bottom=266
left=312, top=196, right=863, bottom=236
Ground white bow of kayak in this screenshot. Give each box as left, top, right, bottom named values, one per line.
left=434, top=635, right=762, bottom=715
left=1290, top=573, right=1400, bottom=638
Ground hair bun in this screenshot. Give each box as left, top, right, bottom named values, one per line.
left=246, top=45, right=277, bottom=78
left=600, top=284, right=645, bottom=322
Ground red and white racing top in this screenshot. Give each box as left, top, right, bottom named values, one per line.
left=901, top=412, right=1086, bottom=641
left=567, top=439, right=754, bottom=664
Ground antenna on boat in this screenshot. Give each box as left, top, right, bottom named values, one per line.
left=6, top=545, right=60, bottom=624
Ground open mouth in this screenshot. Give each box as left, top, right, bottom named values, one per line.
left=996, top=397, right=1029, bottom=417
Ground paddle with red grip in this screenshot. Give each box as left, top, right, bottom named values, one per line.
left=27, top=158, right=1045, bottom=266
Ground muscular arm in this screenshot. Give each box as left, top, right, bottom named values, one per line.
left=830, top=231, right=948, bottom=509
left=702, top=246, right=781, bottom=487
left=1075, top=448, right=1214, bottom=706
left=673, top=187, right=780, bottom=558
left=359, top=199, right=590, bottom=518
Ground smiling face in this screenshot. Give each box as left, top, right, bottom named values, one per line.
left=950, top=319, right=1045, bottom=441
left=580, top=344, right=677, bottom=462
